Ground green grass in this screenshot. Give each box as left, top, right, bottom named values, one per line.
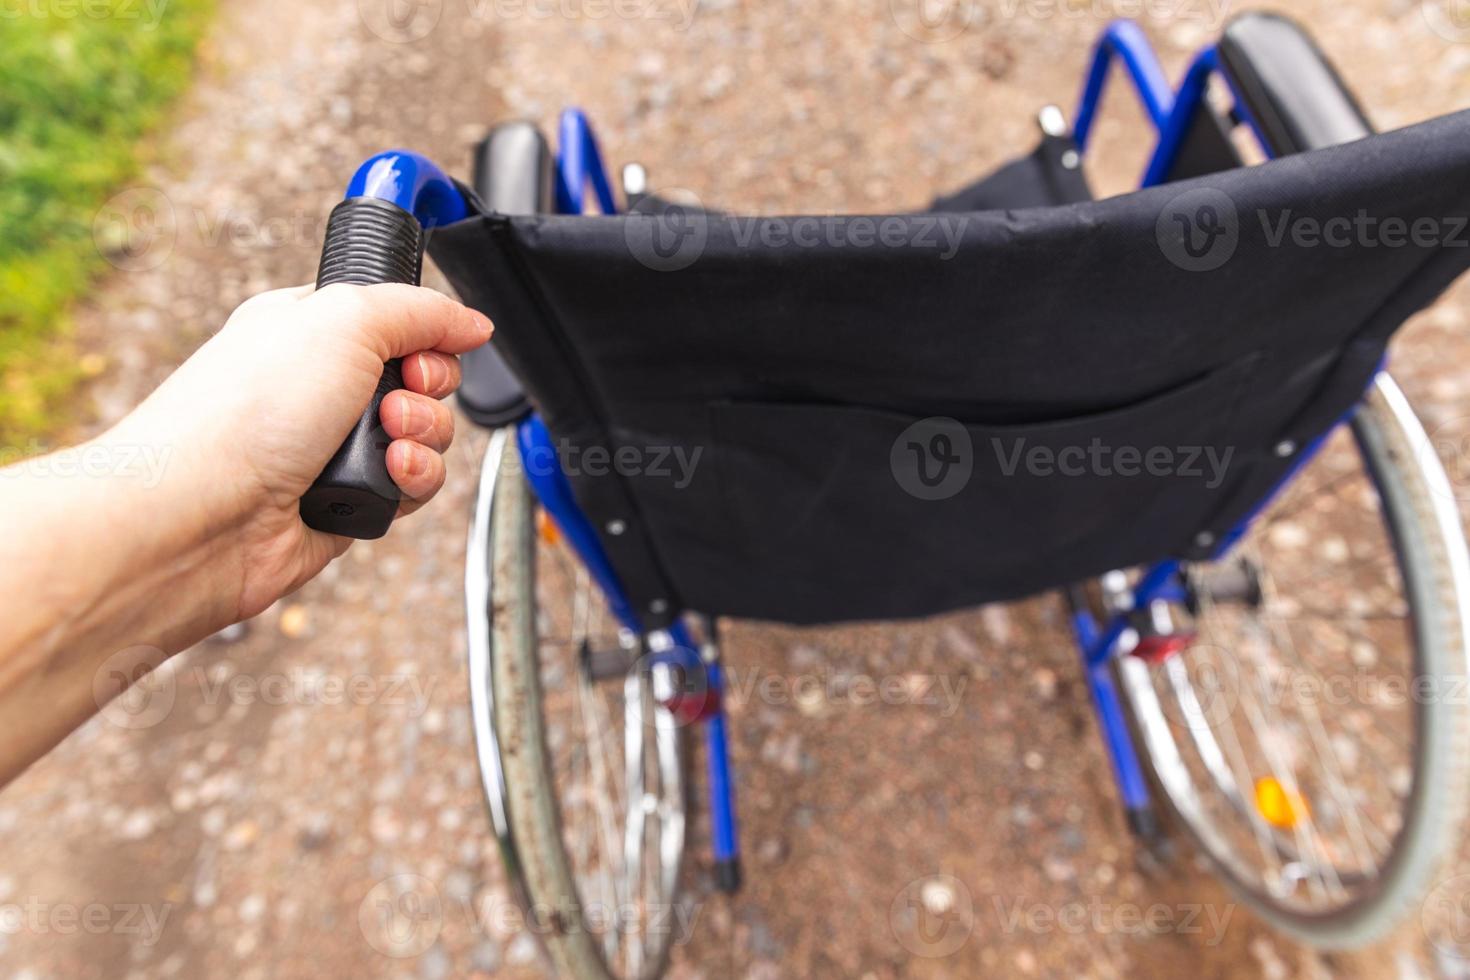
left=0, top=0, right=214, bottom=447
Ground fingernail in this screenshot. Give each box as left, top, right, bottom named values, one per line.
left=399, top=396, right=433, bottom=437
left=402, top=443, right=429, bottom=478
left=417, top=353, right=447, bottom=392
left=474, top=311, right=494, bottom=339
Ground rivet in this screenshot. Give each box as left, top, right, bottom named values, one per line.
left=649, top=599, right=670, bottom=615
left=1274, top=440, right=1296, bottom=458
left=1194, top=531, right=1216, bottom=548
left=1061, top=149, right=1080, bottom=170
left=606, top=519, right=627, bottom=536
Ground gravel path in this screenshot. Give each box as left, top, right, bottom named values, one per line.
left=5, top=1, right=1470, bottom=978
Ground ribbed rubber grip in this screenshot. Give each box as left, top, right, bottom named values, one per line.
left=300, top=197, right=424, bottom=539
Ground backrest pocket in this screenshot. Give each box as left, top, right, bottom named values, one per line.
left=703, top=353, right=1260, bottom=622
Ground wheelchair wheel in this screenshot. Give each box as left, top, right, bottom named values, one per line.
left=466, top=428, right=690, bottom=980
left=1114, top=373, right=1470, bottom=947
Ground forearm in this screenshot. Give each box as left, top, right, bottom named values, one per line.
left=0, top=283, right=488, bottom=787
left=0, top=432, right=237, bottom=782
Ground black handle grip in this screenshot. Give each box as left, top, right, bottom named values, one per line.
left=299, top=197, right=424, bottom=539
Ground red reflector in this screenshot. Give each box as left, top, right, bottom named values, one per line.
left=1130, top=633, right=1197, bottom=665
left=658, top=685, right=721, bottom=726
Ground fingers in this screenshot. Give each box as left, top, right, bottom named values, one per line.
left=380, top=389, right=455, bottom=452
left=401, top=350, right=461, bottom=399
left=387, top=439, right=446, bottom=516
left=308, top=283, right=492, bottom=360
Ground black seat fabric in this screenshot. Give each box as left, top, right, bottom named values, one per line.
left=428, top=109, right=1470, bottom=626
left=929, top=132, right=1092, bottom=212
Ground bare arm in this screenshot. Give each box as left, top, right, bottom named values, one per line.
left=0, top=283, right=492, bottom=785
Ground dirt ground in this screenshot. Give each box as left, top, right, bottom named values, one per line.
left=6, top=0, right=1470, bottom=977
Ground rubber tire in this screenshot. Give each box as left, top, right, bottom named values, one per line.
left=1121, top=377, right=1470, bottom=948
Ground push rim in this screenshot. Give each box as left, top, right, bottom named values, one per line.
left=1117, top=373, right=1470, bottom=945
left=466, top=428, right=689, bottom=979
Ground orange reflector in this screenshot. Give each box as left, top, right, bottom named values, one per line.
left=537, top=509, right=561, bottom=546
left=1254, top=777, right=1309, bottom=830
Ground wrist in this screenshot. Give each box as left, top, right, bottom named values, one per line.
left=60, top=427, right=248, bottom=645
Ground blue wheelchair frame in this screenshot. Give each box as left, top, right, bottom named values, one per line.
left=337, top=19, right=1348, bottom=879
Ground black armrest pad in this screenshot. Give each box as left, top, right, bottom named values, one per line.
left=1219, top=12, right=1373, bottom=155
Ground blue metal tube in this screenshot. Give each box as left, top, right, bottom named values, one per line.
left=516, top=416, right=643, bottom=633
left=344, top=150, right=467, bottom=226
left=1141, top=46, right=1219, bottom=187
left=556, top=108, right=619, bottom=215
left=1084, top=559, right=1181, bottom=668
left=1073, top=20, right=1175, bottom=152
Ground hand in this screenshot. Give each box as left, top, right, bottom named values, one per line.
left=102, top=282, right=493, bottom=623
left=0, top=282, right=493, bottom=783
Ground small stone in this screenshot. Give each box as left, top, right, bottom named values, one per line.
left=224, top=819, right=259, bottom=850
left=1022, top=751, right=1044, bottom=771
left=470, top=939, right=502, bottom=972
left=418, top=944, right=450, bottom=980
left=239, top=894, right=266, bottom=924
left=756, top=837, right=788, bottom=866
left=278, top=604, right=309, bottom=638
left=1268, top=522, right=1308, bottom=549
left=1249, top=937, right=1289, bottom=980
left=1031, top=668, right=1057, bottom=701
left=1390, top=766, right=1412, bottom=797
left=919, top=877, right=957, bottom=915
left=297, top=812, right=331, bottom=851
left=201, top=806, right=227, bottom=836
left=506, top=933, right=538, bottom=965
left=119, top=809, right=156, bottom=840
left=1042, top=856, right=1074, bottom=882
left=370, top=807, right=403, bottom=844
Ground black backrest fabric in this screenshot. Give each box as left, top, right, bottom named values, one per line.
left=429, top=108, right=1470, bottom=626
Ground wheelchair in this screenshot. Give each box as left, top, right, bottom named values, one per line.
left=301, top=11, right=1470, bottom=976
